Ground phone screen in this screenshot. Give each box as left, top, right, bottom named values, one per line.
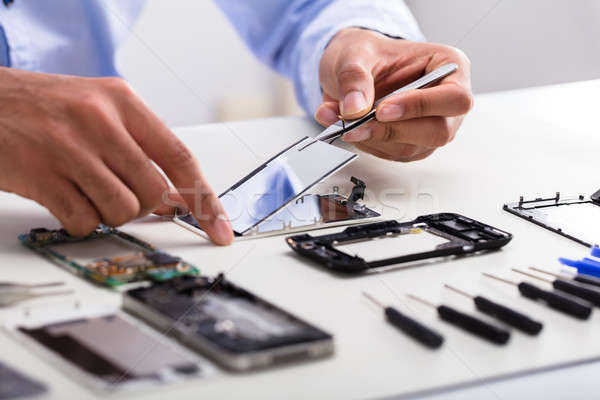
left=218, top=137, right=357, bottom=235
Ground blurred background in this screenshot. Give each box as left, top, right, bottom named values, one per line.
left=116, top=0, right=600, bottom=127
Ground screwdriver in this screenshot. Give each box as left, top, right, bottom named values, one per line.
left=482, top=272, right=592, bottom=320
left=444, top=284, right=543, bottom=335
left=512, top=268, right=600, bottom=307
left=530, top=266, right=600, bottom=288
left=407, top=294, right=510, bottom=345
left=362, top=292, right=444, bottom=349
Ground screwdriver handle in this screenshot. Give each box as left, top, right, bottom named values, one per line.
left=437, top=305, right=510, bottom=345
left=573, top=274, right=600, bottom=288
left=518, top=282, right=592, bottom=320
left=553, top=279, right=600, bottom=307
left=474, top=296, right=543, bottom=335
left=385, top=307, right=444, bottom=349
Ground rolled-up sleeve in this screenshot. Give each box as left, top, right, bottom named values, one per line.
left=214, top=0, right=424, bottom=115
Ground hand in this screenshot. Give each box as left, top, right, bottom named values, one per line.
left=0, top=68, right=233, bottom=245
left=316, top=28, right=473, bottom=162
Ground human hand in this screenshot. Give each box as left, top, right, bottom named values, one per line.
left=316, top=28, right=473, bottom=162
left=0, top=68, right=233, bottom=244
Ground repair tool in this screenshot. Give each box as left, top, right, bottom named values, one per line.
left=512, top=268, right=600, bottom=307
left=530, top=266, right=600, bottom=288
left=444, top=284, right=543, bottom=335
left=482, top=272, right=592, bottom=320
left=299, top=63, right=459, bottom=150
left=559, top=247, right=600, bottom=278
left=362, top=291, right=444, bottom=349
left=0, top=281, right=72, bottom=307
left=407, top=294, right=510, bottom=345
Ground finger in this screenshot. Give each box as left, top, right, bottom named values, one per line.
left=376, top=84, right=473, bottom=122
left=32, top=176, right=101, bottom=237
left=103, top=126, right=170, bottom=217
left=344, top=117, right=462, bottom=149
left=321, top=52, right=376, bottom=120
left=314, top=101, right=339, bottom=126
left=124, top=102, right=233, bottom=245
left=67, top=154, right=141, bottom=228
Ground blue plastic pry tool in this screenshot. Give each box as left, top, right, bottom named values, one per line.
left=559, top=246, right=600, bottom=278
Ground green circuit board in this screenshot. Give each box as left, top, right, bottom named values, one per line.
left=19, top=225, right=199, bottom=288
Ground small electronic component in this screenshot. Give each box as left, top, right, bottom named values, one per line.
left=123, top=274, right=334, bottom=371
left=362, top=292, right=444, bottom=349
left=19, top=226, right=199, bottom=288
left=15, top=313, right=210, bottom=392
left=286, top=213, right=512, bottom=273
left=503, top=189, right=600, bottom=247
left=512, top=268, right=600, bottom=307
left=0, top=361, right=46, bottom=399
left=483, top=272, right=593, bottom=320
left=444, top=284, right=543, bottom=335
left=175, top=176, right=380, bottom=239
left=407, top=294, right=511, bottom=345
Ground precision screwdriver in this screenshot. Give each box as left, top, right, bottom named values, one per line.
left=512, top=268, right=600, bottom=307
left=530, top=266, right=600, bottom=288
left=362, top=292, right=444, bottom=349
left=444, top=284, right=543, bottom=335
left=407, top=294, right=510, bottom=345
left=482, top=272, right=592, bottom=320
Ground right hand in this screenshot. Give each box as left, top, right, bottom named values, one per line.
left=0, top=68, right=233, bottom=245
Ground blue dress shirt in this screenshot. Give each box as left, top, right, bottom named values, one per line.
left=0, top=0, right=423, bottom=114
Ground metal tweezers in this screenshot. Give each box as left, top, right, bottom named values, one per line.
left=299, top=63, right=458, bottom=151
left=0, top=281, right=72, bottom=307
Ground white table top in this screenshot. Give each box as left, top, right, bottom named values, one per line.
left=1, top=79, right=599, bottom=400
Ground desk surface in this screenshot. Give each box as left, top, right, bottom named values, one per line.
left=1, top=80, right=599, bottom=400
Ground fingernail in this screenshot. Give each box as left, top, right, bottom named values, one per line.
left=342, top=91, right=367, bottom=116
left=315, top=105, right=339, bottom=126
left=343, top=126, right=371, bottom=142
left=176, top=205, right=190, bottom=216
left=213, top=214, right=233, bottom=245
left=378, top=104, right=404, bottom=122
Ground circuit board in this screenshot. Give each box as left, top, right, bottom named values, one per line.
left=19, top=226, right=199, bottom=288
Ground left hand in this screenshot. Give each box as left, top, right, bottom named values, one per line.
left=316, top=28, right=473, bottom=162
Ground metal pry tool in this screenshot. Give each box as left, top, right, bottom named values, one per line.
left=299, top=63, right=459, bottom=151
left=0, top=281, right=72, bottom=307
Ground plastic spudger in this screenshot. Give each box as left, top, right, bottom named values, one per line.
left=559, top=258, right=600, bottom=278
left=551, top=279, right=600, bottom=307
left=384, top=307, right=444, bottom=349
left=437, top=305, right=510, bottom=345
left=518, top=282, right=592, bottom=319
left=474, top=296, right=543, bottom=335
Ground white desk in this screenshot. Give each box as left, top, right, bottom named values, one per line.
left=1, top=80, right=599, bottom=400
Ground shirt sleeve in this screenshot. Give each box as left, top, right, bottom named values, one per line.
left=213, top=0, right=425, bottom=115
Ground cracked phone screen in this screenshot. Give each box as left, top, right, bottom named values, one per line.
left=218, top=137, right=357, bottom=235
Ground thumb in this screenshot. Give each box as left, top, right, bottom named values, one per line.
left=333, top=58, right=376, bottom=120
